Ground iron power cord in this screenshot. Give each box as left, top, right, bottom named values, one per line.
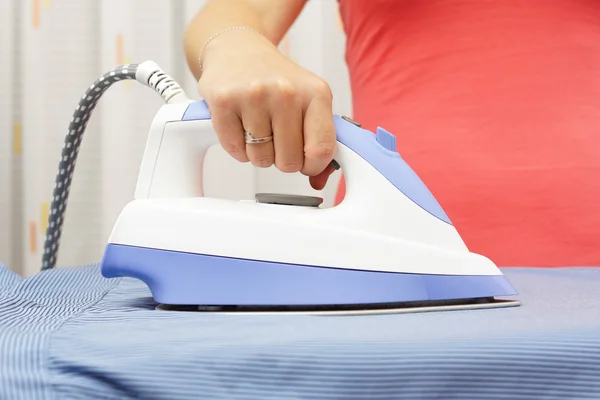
left=41, top=61, right=189, bottom=271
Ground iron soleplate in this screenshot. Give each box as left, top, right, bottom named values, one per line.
left=155, top=297, right=521, bottom=316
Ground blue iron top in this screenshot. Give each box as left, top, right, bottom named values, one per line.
left=181, top=101, right=451, bottom=225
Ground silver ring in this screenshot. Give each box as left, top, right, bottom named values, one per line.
left=244, top=131, right=273, bottom=144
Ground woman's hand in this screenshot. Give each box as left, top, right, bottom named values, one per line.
left=198, top=29, right=337, bottom=190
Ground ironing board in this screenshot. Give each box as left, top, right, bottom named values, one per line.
left=1, top=264, right=599, bottom=400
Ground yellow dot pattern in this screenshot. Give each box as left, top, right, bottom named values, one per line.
left=123, top=57, right=132, bottom=88
left=29, top=221, right=37, bottom=254
left=40, top=201, right=49, bottom=234
left=116, top=34, right=132, bottom=88
left=116, top=34, right=124, bottom=64
left=336, top=8, right=344, bottom=32
left=12, top=123, right=22, bottom=156
left=32, top=0, right=51, bottom=29
left=32, top=0, right=40, bottom=29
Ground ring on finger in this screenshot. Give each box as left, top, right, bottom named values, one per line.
left=244, top=131, right=273, bottom=144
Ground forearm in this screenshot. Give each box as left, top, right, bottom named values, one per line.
left=184, top=0, right=306, bottom=79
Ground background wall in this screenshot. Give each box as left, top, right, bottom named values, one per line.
left=0, top=0, right=352, bottom=276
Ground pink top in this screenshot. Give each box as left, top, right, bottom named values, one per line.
left=337, top=0, right=600, bottom=267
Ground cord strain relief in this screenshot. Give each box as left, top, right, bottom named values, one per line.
left=136, top=60, right=189, bottom=104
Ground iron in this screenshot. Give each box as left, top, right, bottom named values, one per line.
left=99, top=99, right=520, bottom=314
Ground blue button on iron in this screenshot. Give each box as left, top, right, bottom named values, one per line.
left=375, top=127, right=397, bottom=152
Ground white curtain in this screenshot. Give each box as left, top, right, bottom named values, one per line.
left=0, top=0, right=352, bottom=277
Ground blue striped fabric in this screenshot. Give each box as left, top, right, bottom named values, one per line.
left=1, top=264, right=600, bottom=400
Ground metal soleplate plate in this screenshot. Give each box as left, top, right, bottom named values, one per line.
left=155, top=298, right=521, bottom=316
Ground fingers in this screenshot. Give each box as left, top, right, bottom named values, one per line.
left=206, top=89, right=249, bottom=163
left=210, top=110, right=249, bottom=163
left=271, top=80, right=304, bottom=173
left=301, top=81, right=337, bottom=177
left=239, top=78, right=305, bottom=171
left=240, top=99, right=274, bottom=168
left=203, top=77, right=336, bottom=181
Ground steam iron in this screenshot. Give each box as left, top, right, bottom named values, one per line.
left=100, top=102, right=520, bottom=315
left=41, top=61, right=520, bottom=315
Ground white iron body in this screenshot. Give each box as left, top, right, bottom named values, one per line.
left=111, top=101, right=498, bottom=276
left=101, top=99, right=518, bottom=308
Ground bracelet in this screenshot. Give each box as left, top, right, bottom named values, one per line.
left=198, top=26, right=263, bottom=73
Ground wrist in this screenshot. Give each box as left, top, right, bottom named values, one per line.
left=199, top=26, right=273, bottom=73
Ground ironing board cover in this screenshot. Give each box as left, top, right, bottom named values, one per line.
left=1, top=264, right=599, bottom=400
